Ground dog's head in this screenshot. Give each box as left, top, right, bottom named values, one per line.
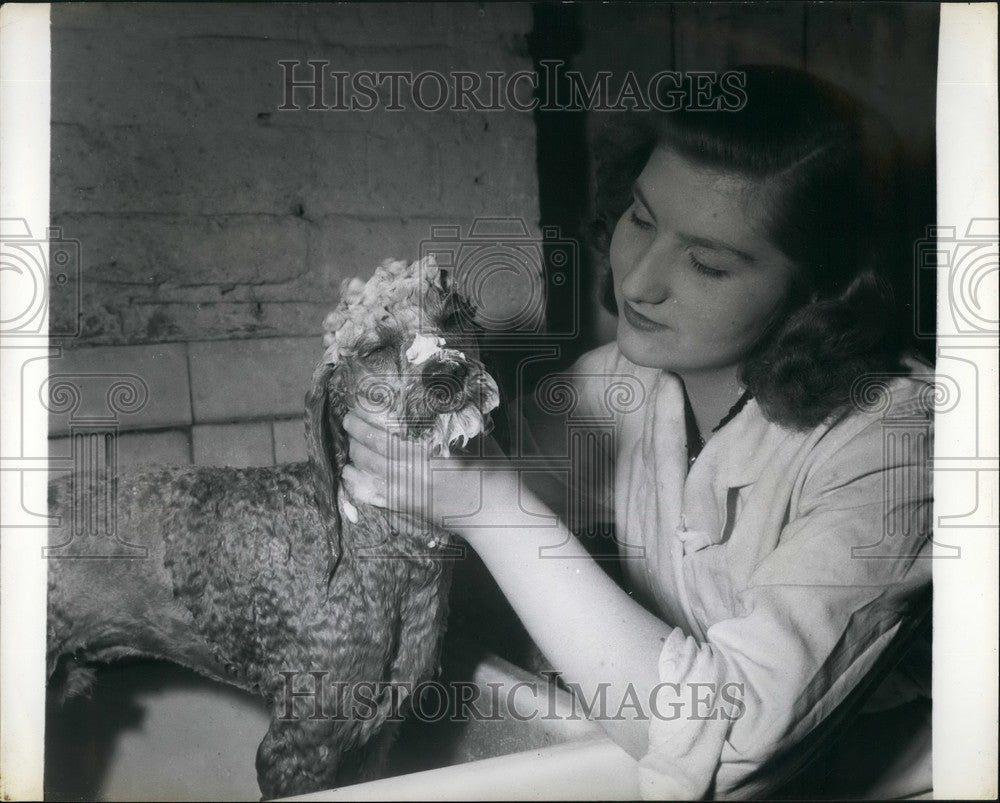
left=305, top=256, right=500, bottom=539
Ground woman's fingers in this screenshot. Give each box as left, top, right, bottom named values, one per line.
left=343, top=411, right=397, bottom=464
left=342, top=407, right=438, bottom=522
left=351, top=402, right=388, bottom=423
left=343, top=409, right=421, bottom=486
left=347, top=438, right=385, bottom=476
left=345, top=404, right=398, bottom=431
left=343, top=409, right=387, bottom=442
left=344, top=410, right=434, bottom=464
left=341, top=463, right=385, bottom=507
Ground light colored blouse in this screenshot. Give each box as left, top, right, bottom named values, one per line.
left=524, top=342, right=933, bottom=799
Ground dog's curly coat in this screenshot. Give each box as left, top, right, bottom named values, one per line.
left=47, top=257, right=499, bottom=799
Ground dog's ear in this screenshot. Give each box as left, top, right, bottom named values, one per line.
left=439, top=290, right=484, bottom=353
left=304, top=360, right=349, bottom=569
left=436, top=266, right=451, bottom=294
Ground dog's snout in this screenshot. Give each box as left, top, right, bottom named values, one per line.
left=423, top=360, right=468, bottom=384
left=422, top=360, right=469, bottom=414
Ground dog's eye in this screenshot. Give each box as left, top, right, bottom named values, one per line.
left=359, top=345, right=397, bottom=367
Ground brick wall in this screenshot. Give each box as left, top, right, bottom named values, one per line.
left=48, top=3, right=540, bottom=468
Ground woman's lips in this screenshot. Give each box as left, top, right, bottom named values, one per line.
left=623, top=301, right=668, bottom=331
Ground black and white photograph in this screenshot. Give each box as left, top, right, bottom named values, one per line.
left=0, top=2, right=997, bottom=800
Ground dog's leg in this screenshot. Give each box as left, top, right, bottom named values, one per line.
left=331, top=718, right=404, bottom=787
left=255, top=706, right=346, bottom=800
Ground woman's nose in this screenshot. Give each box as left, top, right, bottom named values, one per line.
left=620, top=241, right=672, bottom=304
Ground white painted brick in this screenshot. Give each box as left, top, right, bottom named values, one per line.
left=58, top=213, right=310, bottom=288
left=366, top=132, right=441, bottom=216
left=120, top=301, right=335, bottom=344
left=299, top=132, right=369, bottom=217
left=307, top=216, right=452, bottom=286
left=52, top=33, right=309, bottom=133
left=52, top=3, right=309, bottom=40
left=306, top=3, right=449, bottom=47
left=359, top=3, right=451, bottom=46
left=49, top=1, right=542, bottom=352
left=192, top=422, right=274, bottom=467
left=188, top=337, right=320, bottom=422
left=52, top=282, right=125, bottom=344
left=175, top=39, right=342, bottom=126
left=273, top=418, right=309, bottom=464
left=435, top=133, right=539, bottom=217
left=50, top=30, right=189, bottom=127
left=449, top=106, right=537, bottom=142
left=47, top=343, right=192, bottom=436
left=51, top=121, right=316, bottom=216
left=447, top=3, right=534, bottom=44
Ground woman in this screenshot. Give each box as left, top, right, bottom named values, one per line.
left=341, top=66, right=933, bottom=798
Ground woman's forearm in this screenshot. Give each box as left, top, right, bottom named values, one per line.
left=454, top=470, right=673, bottom=759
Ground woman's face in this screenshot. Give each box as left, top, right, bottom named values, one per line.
left=610, top=146, right=798, bottom=373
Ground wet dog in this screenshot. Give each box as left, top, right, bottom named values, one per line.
left=47, top=257, right=499, bottom=798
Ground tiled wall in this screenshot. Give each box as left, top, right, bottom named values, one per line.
left=47, top=337, right=318, bottom=468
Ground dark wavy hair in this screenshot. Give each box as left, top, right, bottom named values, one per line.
left=591, top=66, right=908, bottom=430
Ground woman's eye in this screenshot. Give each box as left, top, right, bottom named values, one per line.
left=687, top=253, right=728, bottom=279
left=629, top=208, right=654, bottom=230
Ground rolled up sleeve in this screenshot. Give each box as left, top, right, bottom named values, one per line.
left=639, top=413, right=933, bottom=799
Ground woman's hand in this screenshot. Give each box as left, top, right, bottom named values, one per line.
left=344, top=405, right=672, bottom=761
left=340, top=405, right=510, bottom=531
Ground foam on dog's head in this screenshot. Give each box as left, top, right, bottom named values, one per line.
left=322, top=257, right=447, bottom=363
left=321, top=256, right=499, bottom=458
